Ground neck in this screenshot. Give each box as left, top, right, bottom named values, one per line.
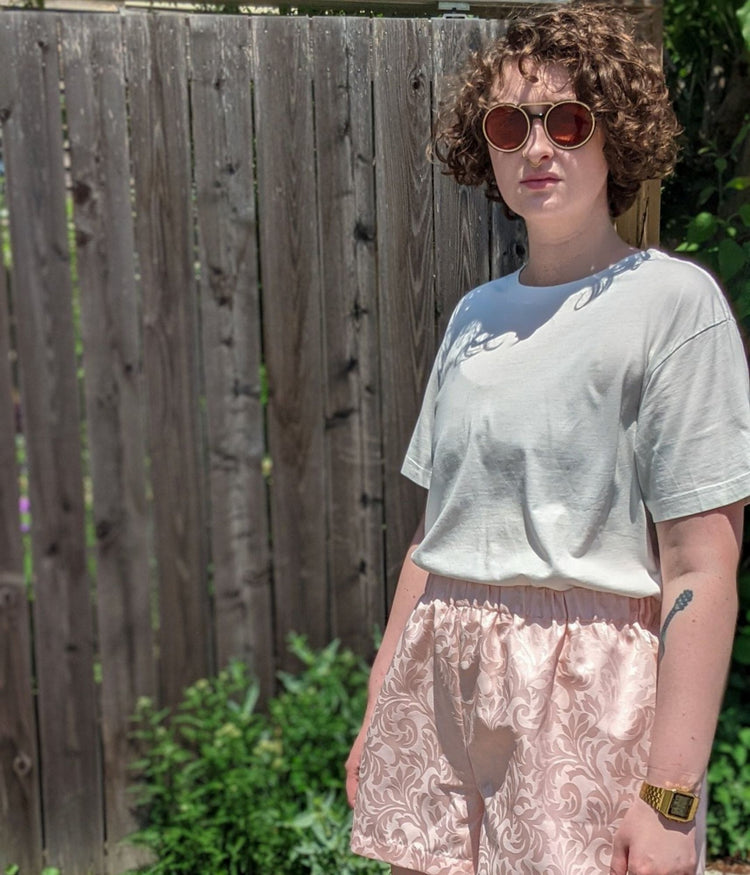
left=520, top=220, right=637, bottom=287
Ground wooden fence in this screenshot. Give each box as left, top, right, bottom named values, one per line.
left=0, top=7, right=660, bottom=873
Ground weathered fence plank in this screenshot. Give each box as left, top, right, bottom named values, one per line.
left=0, top=164, right=44, bottom=873
left=61, top=15, right=156, bottom=871
left=373, top=18, right=435, bottom=599
left=189, top=14, right=275, bottom=699
left=614, top=3, right=663, bottom=250
left=432, top=17, right=493, bottom=337
left=312, top=17, right=384, bottom=656
left=253, top=16, right=329, bottom=664
left=125, top=13, right=212, bottom=706
left=479, top=19, right=530, bottom=280
left=0, top=12, right=104, bottom=873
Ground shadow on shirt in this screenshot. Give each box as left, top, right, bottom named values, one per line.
left=439, top=249, right=651, bottom=370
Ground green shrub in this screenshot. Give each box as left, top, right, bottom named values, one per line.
left=708, top=708, right=750, bottom=859
left=665, top=97, right=750, bottom=859
left=706, top=572, right=750, bottom=860
left=673, top=120, right=750, bottom=329
left=125, top=636, right=387, bottom=875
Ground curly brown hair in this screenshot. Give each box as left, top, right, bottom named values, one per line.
left=433, top=2, right=682, bottom=217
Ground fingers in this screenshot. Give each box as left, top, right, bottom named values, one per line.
left=345, top=760, right=360, bottom=808
left=609, top=834, right=628, bottom=875
left=345, top=726, right=368, bottom=808
left=344, top=744, right=361, bottom=809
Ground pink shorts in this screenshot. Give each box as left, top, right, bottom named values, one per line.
left=351, top=575, right=706, bottom=875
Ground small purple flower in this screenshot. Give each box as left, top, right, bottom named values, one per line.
left=19, top=495, right=30, bottom=533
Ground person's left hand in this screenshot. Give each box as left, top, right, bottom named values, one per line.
left=610, top=795, right=697, bottom=875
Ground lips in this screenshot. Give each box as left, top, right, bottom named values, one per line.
left=520, top=175, right=560, bottom=187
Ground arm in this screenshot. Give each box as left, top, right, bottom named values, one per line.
left=345, top=512, right=429, bottom=807
left=610, top=500, right=743, bottom=875
left=648, top=502, right=742, bottom=787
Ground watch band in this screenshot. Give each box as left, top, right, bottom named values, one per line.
left=639, top=781, right=700, bottom=823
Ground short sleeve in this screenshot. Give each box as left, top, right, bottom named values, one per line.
left=635, top=318, right=750, bottom=521
left=400, top=354, right=440, bottom=489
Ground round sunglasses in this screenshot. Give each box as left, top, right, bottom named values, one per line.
left=482, top=101, right=596, bottom=153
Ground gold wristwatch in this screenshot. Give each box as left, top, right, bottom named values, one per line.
left=639, top=781, right=700, bottom=823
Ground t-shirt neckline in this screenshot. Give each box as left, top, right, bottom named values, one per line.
left=513, top=247, right=656, bottom=292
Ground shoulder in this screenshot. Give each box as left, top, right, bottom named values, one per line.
left=612, top=250, right=737, bottom=371
left=634, top=249, right=733, bottom=324
left=628, top=251, right=747, bottom=383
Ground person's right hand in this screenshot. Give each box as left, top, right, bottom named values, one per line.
left=610, top=795, right=697, bottom=875
left=345, top=724, right=370, bottom=808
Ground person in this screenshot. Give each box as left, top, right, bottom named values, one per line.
left=346, top=3, right=750, bottom=875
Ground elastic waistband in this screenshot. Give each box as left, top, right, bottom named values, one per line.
left=423, top=574, right=660, bottom=628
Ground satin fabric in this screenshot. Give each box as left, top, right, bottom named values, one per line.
left=351, top=575, right=706, bottom=874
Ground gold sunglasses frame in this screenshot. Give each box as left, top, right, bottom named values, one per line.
left=482, top=100, right=596, bottom=153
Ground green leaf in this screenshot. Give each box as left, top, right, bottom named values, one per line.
left=686, top=211, right=718, bottom=244
left=734, top=291, right=750, bottom=321
left=738, top=0, right=750, bottom=53
left=732, top=631, right=750, bottom=665
left=718, top=237, right=748, bottom=281
left=697, top=184, right=717, bottom=206
left=739, top=204, right=750, bottom=228
left=727, top=176, right=750, bottom=191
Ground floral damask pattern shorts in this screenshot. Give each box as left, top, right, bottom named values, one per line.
left=350, top=575, right=706, bottom=875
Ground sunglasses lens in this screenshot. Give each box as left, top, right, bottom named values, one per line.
left=546, top=102, right=594, bottom=148
left=484, top=105, right=529, bottom=151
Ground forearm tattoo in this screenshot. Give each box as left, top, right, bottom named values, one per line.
left=658, top=589, right=693, bottom=660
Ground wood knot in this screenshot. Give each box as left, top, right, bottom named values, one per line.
left=325, top=407, right=355, bottom=430
left=72, top=180, right=92, bottom=206
left=95, top=519, right=112, bottom=540
left=353, top=221, right=374, bottom=243
left=351, top=299, right=369, bottom=320
left=13, top=753, right=32, bottom=778
left=75, top=228, right=93, bottom=247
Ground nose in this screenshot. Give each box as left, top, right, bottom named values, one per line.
left=522, top=118, right=554, bottom=164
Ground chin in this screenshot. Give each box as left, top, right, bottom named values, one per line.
left=511, top=200, right=565, bottom=222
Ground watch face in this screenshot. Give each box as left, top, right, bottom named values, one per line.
left=668, top=793, right=694, bottom=819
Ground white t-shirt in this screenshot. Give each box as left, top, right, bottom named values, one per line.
left=402, top=248, right=750, bottom=598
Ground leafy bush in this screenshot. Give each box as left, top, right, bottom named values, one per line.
left=708, top=708, right=750, bottom=859
left=668, top=128, right=750, bottom=862
left=125, top=636, right=387, bottom=875
left=673, top=121, right=750, bottom=328
left=661, top=3, right=750, bottom=858
left=706, top=572, right=750, bottom=860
